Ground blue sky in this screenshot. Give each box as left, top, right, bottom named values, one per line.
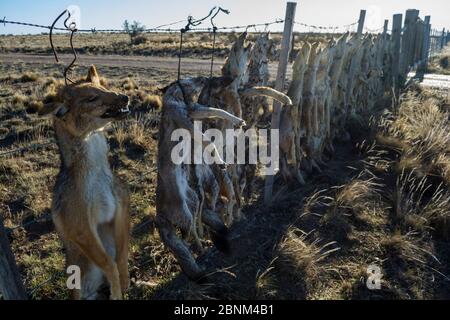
left=1, top=0, right=449, bottom=35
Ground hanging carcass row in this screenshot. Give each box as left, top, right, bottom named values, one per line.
left=155, top=32, right=292, bottom=281
left=327, top=32, right=350, bottom=151
left=200, top=32, right=292, bottom=225
left=279, top=41, right=311, bottom=184
left=240, top=32, right=276, bottom=200
left=278, top=31, right=394, bottom=186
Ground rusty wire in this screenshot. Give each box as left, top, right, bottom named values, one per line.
left=177, top=6, right=230, bottom=80
left=49, top=10, right=67, bottom=63
left=1, top=16, right=285, bottom=33
left=49, top=10, right=78, bottom=85
left=209, top=7, right=230, bottom=77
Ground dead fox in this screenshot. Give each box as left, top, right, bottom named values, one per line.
left=39, top=66, right=131, bottom=300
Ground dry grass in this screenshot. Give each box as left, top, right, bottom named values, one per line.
left=272, top=80, right=450, bottom=299
left=377, top=90, right=450, bottom=185
left=277, top=228, right=339, bottom=287
left=428, top=47, right=450, bottom=75
left=381, top=231, right=436, bottom=265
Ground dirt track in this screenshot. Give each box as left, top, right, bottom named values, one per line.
left=0, top=53, right=288, bottom=79
left=3, top=54, right=449, bottom=88
left=0, top=53, right=222, bottom=73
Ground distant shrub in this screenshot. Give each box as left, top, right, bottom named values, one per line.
left=142, top=94, right=162, bottom=111
left=121, top=77, right=138, bottom=91
left=160, top=36, right=175, bottom=44
left=26, top=100, right=44, bottom=114
left=200, top=34, right=210, bottom=42
left=12, top=93, right=28, bottom=106
left=123, top=20, right=146, bottom=45
left=131, top=35, right=148, bottom=45
left=18, top=72, right=38, bottom=83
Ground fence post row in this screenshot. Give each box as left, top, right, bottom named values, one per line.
left=0, top=217, right=27, bottom=300
left=264, top=1, right=296, bottom=204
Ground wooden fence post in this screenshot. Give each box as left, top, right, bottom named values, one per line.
left=0, top=217, right=27, bottom=300
left=382, top=19, right=389, bottom=39
left=400, top=9, right=419, bottom=77
left=430, top=29, right=435, bottom=55
left=357, top=10, right=366, bottom=36
left=391, top=14, right=403, bottom=94
left=415, top=20, right=424, bottom=64
left=264, top=1, right=296, bottom=205
left=420, top=16, right=431, bottom=71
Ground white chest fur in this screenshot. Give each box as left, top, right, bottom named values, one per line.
left=83, top=133, right=116, bottom=224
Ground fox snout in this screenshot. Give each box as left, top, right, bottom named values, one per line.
left=101, top=94, right=130, bottom=120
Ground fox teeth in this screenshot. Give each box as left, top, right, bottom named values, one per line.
left=120, top=107, right=129, bottom=113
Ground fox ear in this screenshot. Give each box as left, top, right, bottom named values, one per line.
left=86, top=65, right=100, bottom=85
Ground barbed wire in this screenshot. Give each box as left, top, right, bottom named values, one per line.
left=294, top=20, right=359, bottom=33
left=364, top=26, right=385, bottom=33
left=0, top=16, right=279, bottom=33
left=0, top=16, right=190, bottom=33
left=0, top=16, right=365, bottom=34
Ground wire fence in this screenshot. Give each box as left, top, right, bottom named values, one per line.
left=1, top=16, right=362, bottom=35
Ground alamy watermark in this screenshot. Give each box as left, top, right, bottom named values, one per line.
left=170, top=121, right=280, bottom=175
left=66, top=265, right=81, bottom=290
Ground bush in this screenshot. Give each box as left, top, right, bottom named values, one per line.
left=142, top=94, right=162, bottom=111
left=18, top=72, right=38, bottom=83
left=131, top=35, right=147, bottom=46
left=200, top=34, right=210, bottom=42
left=123, top=20, right=146, bottom=45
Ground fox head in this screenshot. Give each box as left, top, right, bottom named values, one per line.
left=39, top=65, right=130, bottom=138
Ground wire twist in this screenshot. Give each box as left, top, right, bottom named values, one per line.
left=49, top=10, right=78, bottom=85
left=177, top=7, right=229, bottom=81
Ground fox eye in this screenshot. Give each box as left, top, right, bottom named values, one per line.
left=88, top=96, right=98, bottom=102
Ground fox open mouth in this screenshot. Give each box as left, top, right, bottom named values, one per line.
left=101, top=105, right=130, bottom=119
